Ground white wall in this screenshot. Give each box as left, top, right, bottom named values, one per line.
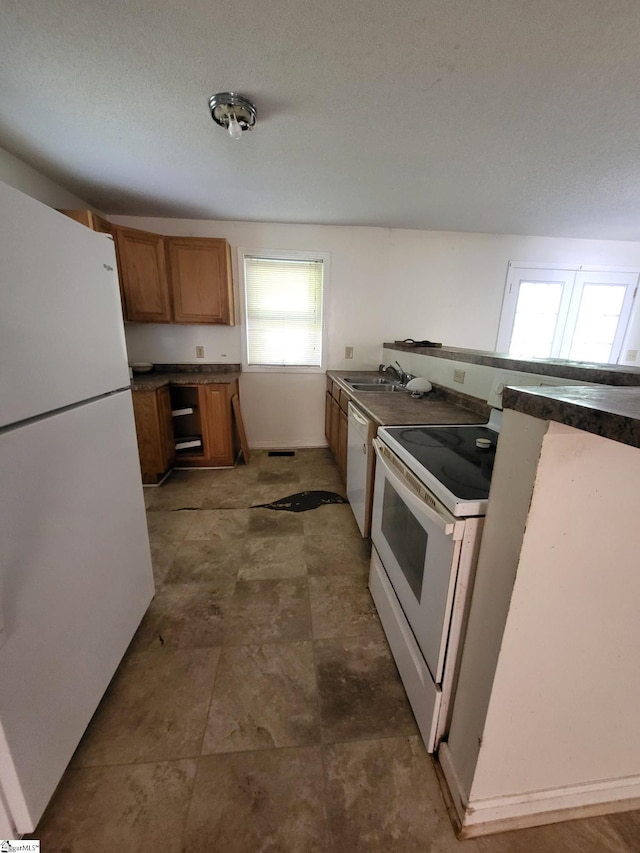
left=114, top=213, right=640, bottom=446
left=445, top=417, right=640, bottom=830
left=6, top=145, right=640, bottom=446
left=0, top=146, right=90, bottom=209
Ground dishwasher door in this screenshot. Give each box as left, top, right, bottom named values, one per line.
left=346, top=402, right=375, bottom=537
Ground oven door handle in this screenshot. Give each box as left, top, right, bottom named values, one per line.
left=373, top=438, right=461, bottom=538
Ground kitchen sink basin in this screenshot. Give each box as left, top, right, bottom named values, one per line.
left=348, top=382, right=405, bottom=392
left=343, top=376, right=395, bottom=386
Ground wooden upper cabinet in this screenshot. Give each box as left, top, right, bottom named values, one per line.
left=114, top=227, right=172, bottom=323
left=58, top=209, right=113, bottom=234
left=167, top=237, right=235, bottom=325
left=59, top=213, right=234, bottom=326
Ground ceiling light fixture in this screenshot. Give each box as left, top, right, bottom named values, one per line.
left=208, top=92, right=257, bottom=140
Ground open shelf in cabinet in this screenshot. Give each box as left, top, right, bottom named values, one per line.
left=170, top=386, right=204, bottom=458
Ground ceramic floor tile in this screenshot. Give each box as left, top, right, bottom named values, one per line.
left=202, top=642, right=320, bottom=753
left=604, top=808, right=640, bottom=852
left=303, top=503, right=361, bottom=537
left=185, top=508, right=250, bottom=540
left=299, top=449, right=333, bottom=463
left=223, top=578, right=312, bottom=645
left=256, top=468, right=301, bottom=485
left=165, top=538, right=243, bottom=584
left=128, top=580, right=235, bottom=651
left=475, top=813, right=640, bottom=853
left=315, top=636, right=417, bottom=743
left=248, top=483, right=312, bottom=508
left=32, top=451, right=638, bottom=849
left=149, top=540, right=179, bottom=587
left=309, top=575, right=385, bottom=640
left=305, top=532, right=371, bottom=576
left=33, top=759, right=196, bottom=853
left=183, top=747, right=330, bottom=852
left=144, top=482, right=210, bottom=511
left=145, top=509, right=197, bottom=544
left=72, top=648, right=220, bottom=766
left=200, top=482, right=257, bottom=509
left=324, top=736, right=477, bottom=853
left=297, top=473, right=345, bottom=491
left=239, top=534, right=307, bottom=580
left=255, top=453, right=299, bottom=471
left=247, top=506, right=305, bottom=537
left=172, top=466, right=257, bottom=487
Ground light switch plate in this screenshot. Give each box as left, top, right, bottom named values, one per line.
left=345, top=346, right=354, bottom=359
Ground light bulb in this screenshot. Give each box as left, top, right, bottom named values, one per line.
left=227, top=113, right=242, bottom=140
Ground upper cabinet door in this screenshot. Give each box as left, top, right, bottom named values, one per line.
left=115, top=228, right=171, bottom=323
left=167, top=237, right=235, bottom=325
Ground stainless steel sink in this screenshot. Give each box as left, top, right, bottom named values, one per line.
left=343, top=376, right=395, bottom=386
left=348, top=383, right=405, bottom=392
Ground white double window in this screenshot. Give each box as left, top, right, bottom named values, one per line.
left=239, top=250, right=328, bottom=371
left=496, top=263, right=638, bottom=363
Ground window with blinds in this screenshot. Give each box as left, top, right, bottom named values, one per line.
left=243, top=254, right=325, bottom=367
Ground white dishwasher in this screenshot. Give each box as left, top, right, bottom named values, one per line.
left=346, top=401, right=376, bottom=537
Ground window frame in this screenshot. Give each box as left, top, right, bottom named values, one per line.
left=496, top=262, right=639, bottom=364
left=237, top=247, right=330, bottom=373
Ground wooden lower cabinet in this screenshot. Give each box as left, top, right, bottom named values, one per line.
left=131, top=386, right=175, bottom=484
left=170, top=382, right=238, bottom=468
left=201, top=384, right=236, bottom=465
left=133, top=381, right=239, bottom=480
left=325, top=379, right=348, bottom=482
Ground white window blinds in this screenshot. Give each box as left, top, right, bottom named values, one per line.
left=243, top=255, right=324, bottom=367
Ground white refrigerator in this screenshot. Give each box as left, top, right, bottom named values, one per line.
left=0, top=181, right=155, bottom=836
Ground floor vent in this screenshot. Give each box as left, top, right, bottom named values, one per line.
left=268, top=450, right=295, bottom=457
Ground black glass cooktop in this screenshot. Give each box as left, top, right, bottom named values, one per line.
left=383, top=425, right=497, bottom=500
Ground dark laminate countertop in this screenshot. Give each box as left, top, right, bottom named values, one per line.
left=327, top=371, right=489, bottom=427
left=503, top=385, right=640, bottom=449
left=384, top=342, right=640, bottom=386
left=131, top=364, right=241, bottom=391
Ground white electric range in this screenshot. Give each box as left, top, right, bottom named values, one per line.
left=368, top=408, right=501, bottom=752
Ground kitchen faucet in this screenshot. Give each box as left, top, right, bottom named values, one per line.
left=379, top=361, right=414, bottom=385
left=394, top=361, right=414, bottom=384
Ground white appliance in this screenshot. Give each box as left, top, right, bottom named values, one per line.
left=369, top=415, right=501, bottom=752
left=346, top=402, right=376, bottom=536
left=0, top=182, right=155, bottom=837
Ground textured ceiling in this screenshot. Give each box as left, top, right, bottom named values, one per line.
left=1, top=0, right=640, bottom=239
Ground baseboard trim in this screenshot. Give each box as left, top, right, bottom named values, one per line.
left=438, top=742, right=640, bottom=838
left=249, top=441, right=328, bottom=450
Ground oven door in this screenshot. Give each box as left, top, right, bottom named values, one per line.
left=371, top=438, right=465, bottom=684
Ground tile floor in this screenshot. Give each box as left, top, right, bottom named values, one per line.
left=33, top=449, right=640, bottom=851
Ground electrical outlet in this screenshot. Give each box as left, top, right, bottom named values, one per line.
left=453, top=368, right=466, bottom=384
left=195, top=346, right=205, bottom=359
left=625, top=349, right=638, bottom=362
left=345, top=346, right=354, bottom=359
